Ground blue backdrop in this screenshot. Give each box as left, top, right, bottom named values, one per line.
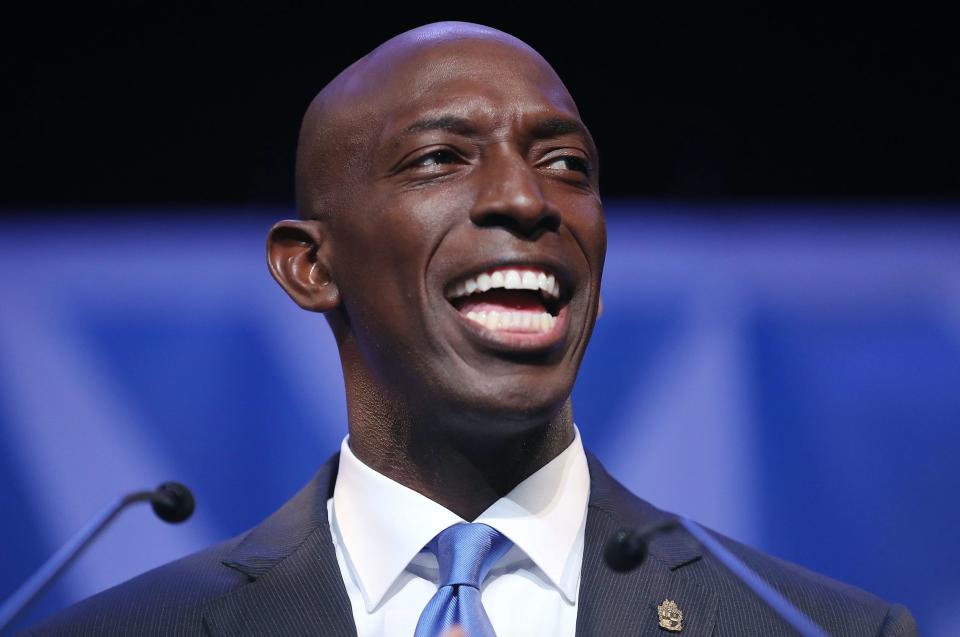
left=2, top=203, right=958, bottom=635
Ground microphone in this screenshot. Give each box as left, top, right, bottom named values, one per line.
left=604, top=516, right=829, bottom=637
left=0, top=482, right=195, bottom=633
left=150, top=481, right=195, bottom=523
left=604, top=518, right=680, bottom=572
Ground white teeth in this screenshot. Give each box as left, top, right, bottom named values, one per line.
left=466, top=310, right=486, bottom=326
left=449, top=267, right=562, bottom=300
left=477, top=273, right=492, bottom=292
left=521, top=271, right=538, bottom=290
left=464, top=310, right=556, bottom=333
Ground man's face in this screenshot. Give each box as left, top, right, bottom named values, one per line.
left=322, top=37, right=606, bottom=428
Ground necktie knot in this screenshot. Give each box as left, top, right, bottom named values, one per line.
left=431, top=523, right=513, bottom=589
left=414, top=523, right=512, bottom=637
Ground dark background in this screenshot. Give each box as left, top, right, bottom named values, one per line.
left=2, top=2, right=958, bottom=208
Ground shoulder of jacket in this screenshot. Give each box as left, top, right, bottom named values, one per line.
left=25, top=535, right=249, bottom=637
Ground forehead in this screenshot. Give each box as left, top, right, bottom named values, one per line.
left=369, top=39, right=582, bottom=140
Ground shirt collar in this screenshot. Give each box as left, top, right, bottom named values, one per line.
left=330, top=429, right=589, bottom=611
left=474, top=429, right=589, bottom=603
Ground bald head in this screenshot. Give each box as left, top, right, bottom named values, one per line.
left=294, top=22, right=580, bottom=220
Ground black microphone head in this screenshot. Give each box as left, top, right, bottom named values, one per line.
left=151, top=482, right=195, bottom=524
left=604, top=527, right=647, bottom=572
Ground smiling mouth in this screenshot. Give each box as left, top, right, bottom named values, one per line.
left=445, top=266, right=565, bottom=335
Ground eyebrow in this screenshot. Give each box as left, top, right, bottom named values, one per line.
left=530, top=117, right=598, bottom=162
left=402, top=115, right=479, bottom=137
left=401, top=115, right=590, bottom=139
left=396, top=114, right=597, bottom=158
left=529, top=117, right=590, bottom=140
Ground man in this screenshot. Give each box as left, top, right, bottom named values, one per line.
left=27, top=22, right=916, bottom=637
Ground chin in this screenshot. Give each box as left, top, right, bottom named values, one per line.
left=432, top=376, right=574, bottom=434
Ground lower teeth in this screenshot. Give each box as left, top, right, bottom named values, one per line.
left=464, top=310, right=556, bottom=332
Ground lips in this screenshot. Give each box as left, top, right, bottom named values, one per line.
left=444, top=265, right=568, bottom=344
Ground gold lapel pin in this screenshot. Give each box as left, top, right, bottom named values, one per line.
left=657, top=598, right=684, bottom=632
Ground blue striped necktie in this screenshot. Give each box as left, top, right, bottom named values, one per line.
left=414, top=523, right=514, bottom=637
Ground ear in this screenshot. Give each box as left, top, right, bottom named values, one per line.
left=266, top=219, right=340, bottom=313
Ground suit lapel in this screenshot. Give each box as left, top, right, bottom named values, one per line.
left=203, top=454, right=357, bottom=637
left=577, top=454, right=718, bottom=637
left=200, top=450, right=719, bottom=636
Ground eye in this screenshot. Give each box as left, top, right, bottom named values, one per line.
left=411, top=149, right=459, bottom=168
left=543, top=155, right=590, bottom=175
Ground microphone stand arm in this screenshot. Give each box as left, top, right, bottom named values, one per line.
left=0, top=490, right=155, bottom=632
left=678, top=517, right=829, bottom=637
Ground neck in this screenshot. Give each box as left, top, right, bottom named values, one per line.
left=345, top=381, right=575, bottom=520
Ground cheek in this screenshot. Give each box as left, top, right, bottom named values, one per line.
left=593, top=219, right=608, bottom=275
left=345, top=188, right=471, bottom=300
left=366, top=183, right=466, bottom=249
left=566, top=201, right=607, bottom=274
left=387, top=184, right=473, bottom=235
left=329, top=197, right=454, bottom=347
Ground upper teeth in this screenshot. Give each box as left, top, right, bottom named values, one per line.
left=449, top=268, right=561, bottom=300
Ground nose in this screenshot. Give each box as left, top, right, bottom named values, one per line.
left=469, top=150, right=561, bottom=238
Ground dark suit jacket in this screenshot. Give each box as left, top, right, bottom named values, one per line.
left=24, top=453, right=917, bottom=636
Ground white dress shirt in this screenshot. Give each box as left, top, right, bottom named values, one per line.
left=327, top=429, right=590, bottom=637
